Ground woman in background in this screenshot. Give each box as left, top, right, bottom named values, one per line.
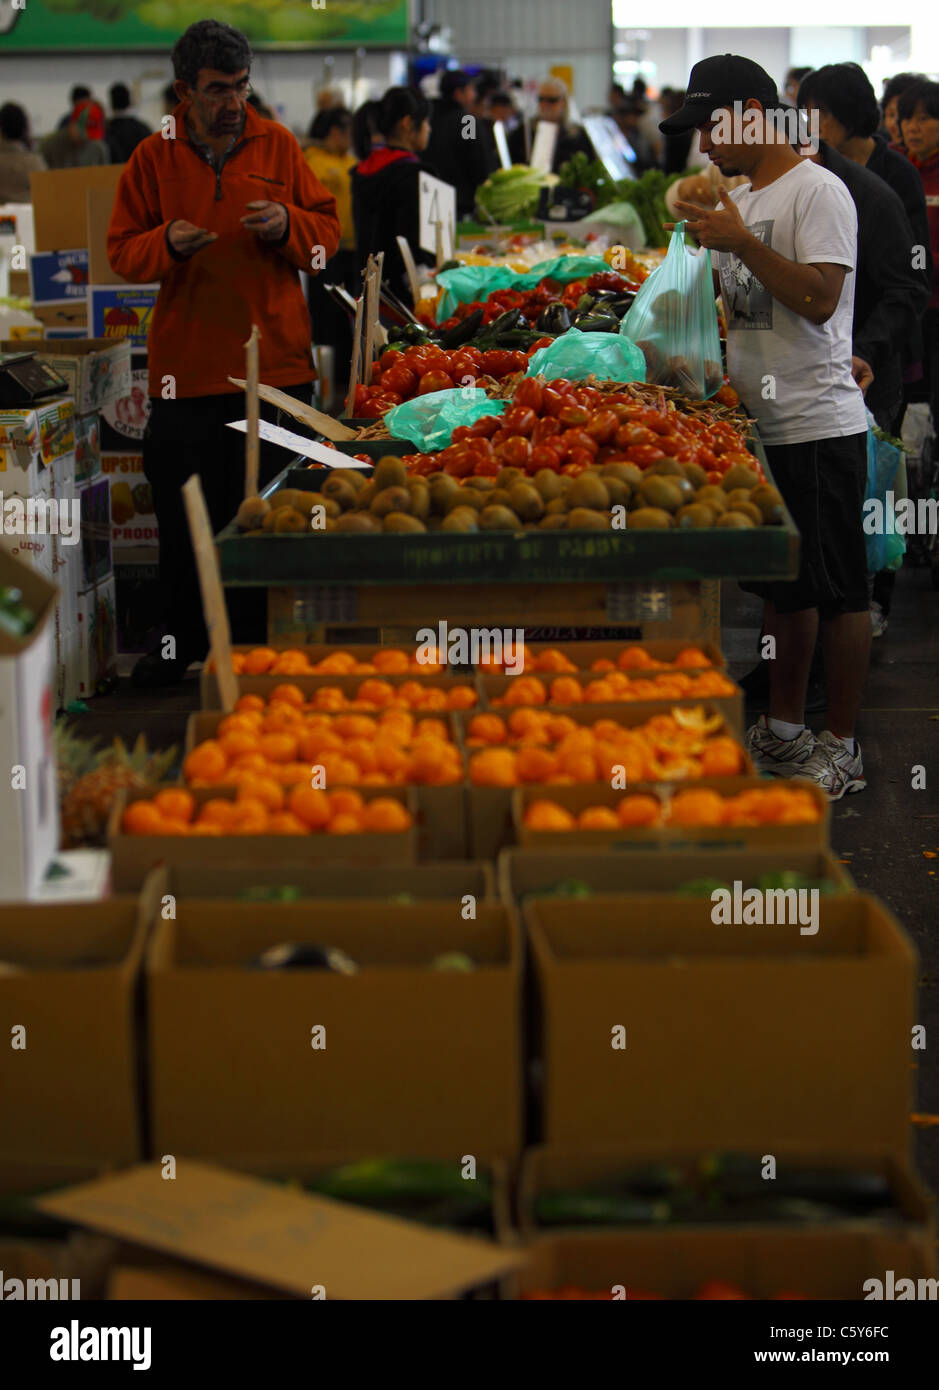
left=305, top=107, right=357, bottom=386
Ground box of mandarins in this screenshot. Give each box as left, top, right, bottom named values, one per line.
left=199, top=643, right=465, bottom=708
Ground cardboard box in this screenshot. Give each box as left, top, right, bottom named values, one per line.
left=146, top=897, right=522, bottom=1161
left=86, top=186, right=124, bottom=288
left=109, top=784, right=419, bottom=889
left=75, top=575, right=117, bottom=699
left=498, top=847, right=856, bottom=905
left=480, top=673, right=743, bottom=733
left=514, top=1228, right=935, bottom=1300
left=0, top=548, right=59, bottom=899
left=27, top=250, right=88, bottom=309
left=1, top=339, right=131, bottom=415
left=513, top=776, right=831, bottom=852
left=98, top=354, right=149, bottom=452
left=113, top=552, right=161, bottom=654
left=0, top=893, right=149, bottom=1162
left=73, top=410, right=101, bottom=484
left=136, top=860, right=495, bottom=902
left=0, top=397, right=75, bottom=469
left=527, top=892, right=916, bottom=1153
left=0, top=462, right=55, bottom=583
left=37, top=1161, right=523, bottom=1300
left=88, top=285, right=158, bottom=353
left=30, top=165, right=123, bottom=253
left=49, top=450, right=80, bottom=707
left=101, top=452, right=157, bottom=549
left=29, top=305, right=87, bottom=333
left=199, top=644, right=464, bottom=706
left=516, top=1143, right=932, bottom=1240
left=76, top=475, right=112, bottom=590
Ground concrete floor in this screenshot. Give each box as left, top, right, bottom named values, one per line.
left=73, top=563, right=939, bottom=1190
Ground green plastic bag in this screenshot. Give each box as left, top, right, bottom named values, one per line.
left=864, top=410, right=906, bottom=574
left=525, top=328, right=646, bottom=383
left=620, top=221, right=723, bottom=398
left=385, top=389, right=506, bottom=452
left=435, top=254, right=611, bottom=319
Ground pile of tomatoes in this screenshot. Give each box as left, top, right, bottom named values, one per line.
left=351, top=343, right=545, bottom=419
left=403, top=376, right=760, bottom=484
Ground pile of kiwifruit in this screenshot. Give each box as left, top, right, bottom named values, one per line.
left=235, top=454, right=785, bottom=535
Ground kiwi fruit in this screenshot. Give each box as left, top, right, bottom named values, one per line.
left=639, top=476, right=684, bottom=512
left=545, top=496, right=569, bottom=516
left=272, top=507, right=309, bottom=533
left=567, top=473, right=610, bottom=511
left=429, top=474, right=460, bottom=513
left=371, top=485, right=411, bottom=518
left=534, top=468, right=564, bottom=501
left=496, top=466, right=525, bottom=489
left=321, top=496, right=341, bottom=520
left=750, top=485, right=785, bottom=524
left=646, top=457, right=685, bottom=478
left=330, top=467, right=368, bottom=493
left=373, top=455, right=408, bottom=491
left=320, top=476, right=357, bottom=509
left=721, top=463, right=760, bottom=492
left=603, top=462, right=643, bottom=490
left=441, top=506, right=480, bottom=533
left=473, top=476, right=496, bottom=492
left=407, top=479, right=431, bottom=519
left=508, top=482, right=544, bottom=521
left=334, top=511, right=380, bottom=533
left=603, top=477, right=630, bottom=507
left=354, top=480, right=377, bottom=510
left=261, top=509, right=278, bottom=533
left=682, top=461, right=708, bottom=490
left=383, top=512, right=426, bottom=533
left=724, top=487, right=759, bottom=511
left=627, top=507, right=674, bottom=530
left=479, top=505, right=523, bottom=531
left=235, top=496, right=270, bottom=531
left=729, top=500, right=763, bottom=526
left=717, top=510, right=756, bottom=528
left=676, top=502, right=718, bottom=530
left=487, top=487, right=514, bottom=509
left=538, top=513, right=569, bottom=529
left=269, top=488, right=299, bottom=511
left=695, top=485, right=727, bottom=513
left=567, top=507, right=611, bottom=530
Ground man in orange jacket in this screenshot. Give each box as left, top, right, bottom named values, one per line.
left=108, top=19, right=340, bottom=687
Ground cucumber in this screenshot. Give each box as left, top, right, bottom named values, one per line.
left=536, top=1190, right=670, bottom=1227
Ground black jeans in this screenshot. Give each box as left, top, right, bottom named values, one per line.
left=142, top=384, right=312, bottom=660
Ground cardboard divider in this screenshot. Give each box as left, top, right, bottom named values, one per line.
left=516, top=1143, right=933, bottom=1241
left=513, top=776, right=831, bottom=852
left=147, top=860, right=496, bottom=902
left=108, top=784, right=418, bottom=892
left=0, top=889, right=157, bottom=1168
left=512, top=1227, right=935, bottom=1300
left=498, top=847, right=856, bottom=905
left=145, top=900, right=523, bottom=1162
left=525, top=892, right=916, bottom=1154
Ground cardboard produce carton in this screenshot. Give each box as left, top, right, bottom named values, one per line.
left=146, top=898, right=522, bottom=1162
left=527, top=893, right=916, bottom=1154
left=98, top=354, right=149, bottom=452
left=136, top=860, right=495, bottom=902
left=37, top=1160, right=523, bottom=1301
left=88, top=286, right=158, bottom=354
left=0, top=893, right=149, bottom=1162
left=29, top=165, right=123, bottom=254
left=0, top=397, right=75, bottom=470
left=0, top=548, right=58, bottom=898
left=73, top=410, right=101, bottom=484
left=101, top=453, right=157, bottom=550
left=75, top=576, right=117, bottom=700
left=1, top=339, right=131, bottom=415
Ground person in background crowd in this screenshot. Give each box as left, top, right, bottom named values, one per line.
left=665, top=54, right=871, bottom=799
left=0, top=102, right=45, bottom=202
left=783, top=66, right=812, bottom=107
left=56, top=84, right=91, bottom=130
left=488, top=90, right=518, bottom=133
left=41, top=100, right=110, bottom=169
left=881, top=72, right=926, bottom=151
left=425, top=69, right=496, bottom=220
left=107, top=18, right=340, bottom=688
left=352, top=86, right=434, bottom=306
left=247, top=90, right=275, bottom=120
left=614, top=99, right=657, bottom=172
left=105, top=82, right=151, bottom=164
left=316, top=87, right=345, bottom=114
left=305, top=107, right=357, bottom=381
left=351, top=99, right=382, bottom=161
left=508, top=76, right=594, bottom=171
left=659, top=88, right=693, bottom=173
left=471, top=69, right=501, bottom=120
left=632, top=77, right=664, bottom=168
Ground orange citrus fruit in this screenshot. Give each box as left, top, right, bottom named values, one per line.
left=122, top=801, right=165, bottom=835
left=153, top=788, right=195, bottom=823
left=287, top=786, right=331, bottom=829
left=242, top=647, right=277, bottom=675
left=523, top=799, right=576, bottom=831
left=617, top=794, right=662, bottom=827
left=327, top=811, right=363, bottom=834
left=183, top=740, right=228, bottom=784
left=361, top=797, right=413, bottom=832
left=578, top=806, right=620, bottom=830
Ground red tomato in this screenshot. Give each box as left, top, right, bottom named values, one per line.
left=529, top=444, right=562, bottom=471
left=560, top=429, right=599, bottom=456
left=360, top=399, right=386, bottom=418
left=451, top=426, right=472, bottom=442
left=448, top=351, right=479, bottom=382
left=615, top=424, right=658, bottom=450
left=627, top=444, right=665, bottom=467
left=720, top=451, right=757, bottom=470
left=576, top=387, right=602, bottom=409
left=559, top=404, right=590, bottom=427
left=528, top=337, right=553, bottom=354
left=352, top=384, right=370, bottom=412
left=567, top=448, right=596, bottom=471
left=382, top=364, right=418, bottom=398
left=418, top=370, right=454, bottom=395
left=474, top=455, right=501, bottom=477
left=542, top=386, right=569, bottom=417
left=468, top=414, right=502, bottom=438
left=532, top=416, right=562, bottom=443
left=378, top=348, right=403, bottom=372
left=442, top=447, right=477, bottom=478
left=705, top=469, right=723, bottom=485
left=503, top=405, right=537, bottom=436
left=402, top=345, right=433, bottom=371
left=481, top=350, right=518, bottom=380
left=498, top=436, right=531, bottom=468
left=697, top=447, right=718, bottom=468
left=515, top=377, right=544, bottom=412
left=584, top=410, right=619, bottom=444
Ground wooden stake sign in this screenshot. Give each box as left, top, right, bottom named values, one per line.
left=345, top=294, right=364, bottom=418
left=244, top=324, right=261, bottom=501
left=182, top=475, right=238, bottom=713
left=228, top=377, right=355, bottom=441
left=396, top=235, right=421, bottom=307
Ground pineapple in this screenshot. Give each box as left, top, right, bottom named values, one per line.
left=56, top=724, right=178, bottom=848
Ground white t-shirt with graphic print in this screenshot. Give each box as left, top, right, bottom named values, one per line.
left=714, top=158, right=867, bottom=447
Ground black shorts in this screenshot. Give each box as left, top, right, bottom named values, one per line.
left=742, top=431, right=869, bottom=619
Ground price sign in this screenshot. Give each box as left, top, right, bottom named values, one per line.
left=493, top=121, right=511, bottom=170
left=529, top=121, right=559, bottom=174
left=418, top=173, right=456, bottom=259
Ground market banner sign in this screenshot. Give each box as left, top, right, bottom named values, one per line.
left=89, top=286, right=158, bottom=352
left=0, top=0, right=410, bottom=50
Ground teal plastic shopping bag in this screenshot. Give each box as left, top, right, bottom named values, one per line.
left=525, top=328, right=646, bottom=383
left=385, top=389, right=506, bottom=451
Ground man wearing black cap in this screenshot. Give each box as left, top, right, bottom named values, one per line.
left=662, top=55, right=870, bottom=800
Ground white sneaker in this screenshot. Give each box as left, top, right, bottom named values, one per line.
left=798, top=729, right=866, bottom=800
left=870, top=602, right=888, bottom=638
left=744, top=716, right=816, bottom=777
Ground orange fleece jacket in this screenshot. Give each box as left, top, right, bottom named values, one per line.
left=107, top=103, right=341, bottom=398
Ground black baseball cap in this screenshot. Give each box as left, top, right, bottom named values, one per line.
left=659, top=54, right=778, bottom=135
